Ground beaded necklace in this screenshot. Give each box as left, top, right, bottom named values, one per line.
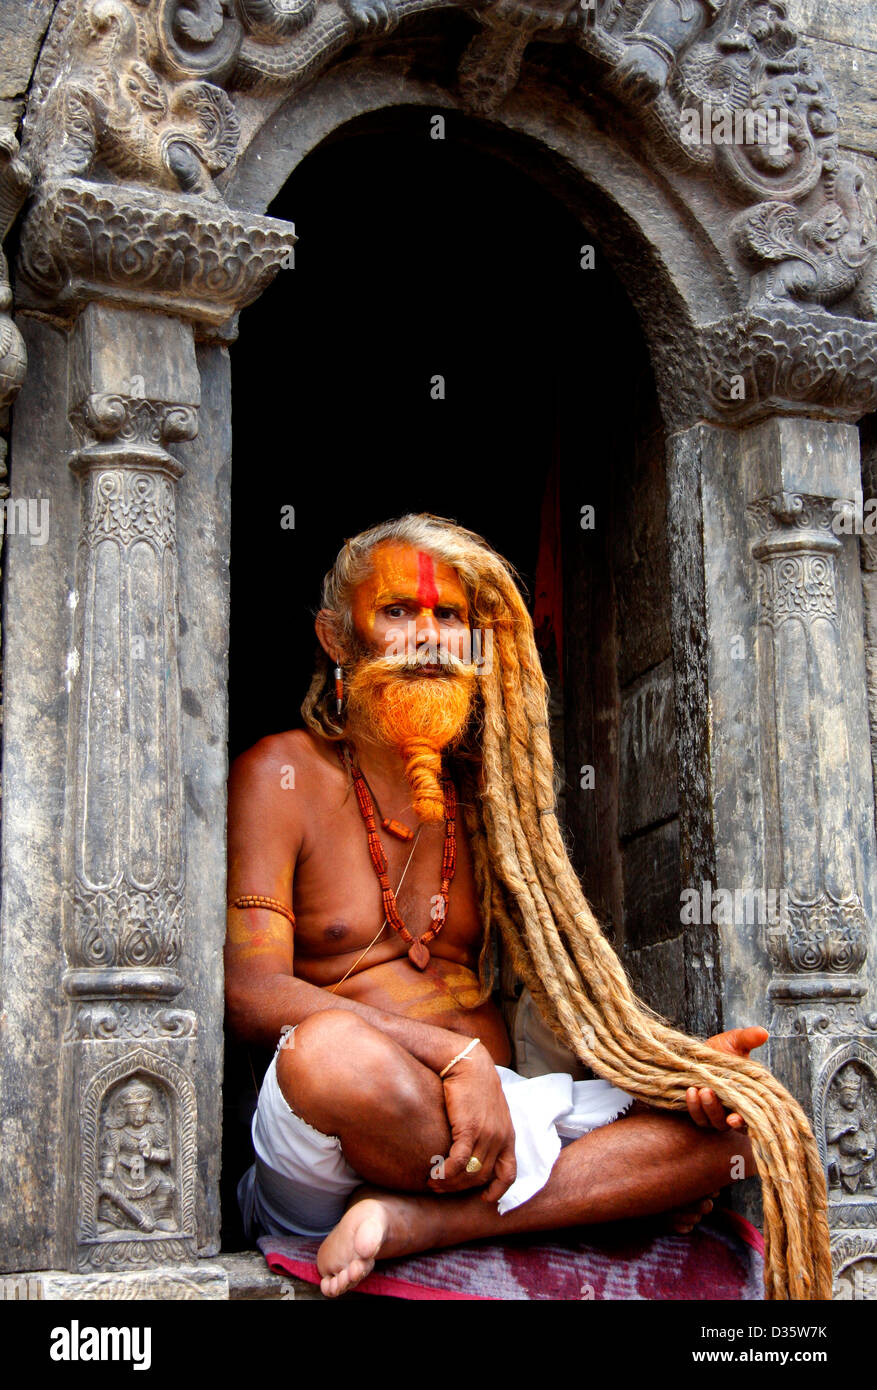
left=339, top=743, right=457, bottom=970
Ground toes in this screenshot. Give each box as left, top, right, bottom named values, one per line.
left=320, top=1265, right=352, bottom=1298
left=669, top=1196, right=714, bottom=1234
left=320, top=1257, right=375, bottom=1298
left=316, top=1200, right=388, bottom=1298
left=347, top=1256, right=375, bottom=1287
left=672, top=1217, right=696, bottom=1234
left=354, top=1213, right=385, bottom=1263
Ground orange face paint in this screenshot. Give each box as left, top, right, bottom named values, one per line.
left=351, top=542, right=468, bottom=642
left=346, top=544, right=476, bottom=822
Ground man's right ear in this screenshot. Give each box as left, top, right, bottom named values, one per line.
left=315, top=610, right=346, bottom=666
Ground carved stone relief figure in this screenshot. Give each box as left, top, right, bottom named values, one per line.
left=97, top=1077, right=177, bottom=1235
left=733, top=164, right=877, bottom=319
left=826, top=1063, right=877, bottom=1198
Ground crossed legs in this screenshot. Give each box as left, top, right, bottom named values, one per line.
left=275, top=1010, right=755, bottom=1297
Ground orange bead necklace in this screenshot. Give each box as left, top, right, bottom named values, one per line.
left=339, top=743, right=457, bottom=970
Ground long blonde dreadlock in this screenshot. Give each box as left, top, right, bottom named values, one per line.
left=302, top=513, right=832, bottom=1301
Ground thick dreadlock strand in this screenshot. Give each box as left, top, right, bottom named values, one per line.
left=472, top=548, right=830, bottom=1300
left=303, top=513, right=833, bottom=1301
left=472, top=539, right=828, bottom=1289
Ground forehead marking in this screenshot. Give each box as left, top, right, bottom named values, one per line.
left=416, top=551, right=440, bottom=609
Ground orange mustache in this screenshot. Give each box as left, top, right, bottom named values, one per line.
left=345, top=655, right=476, bottom=822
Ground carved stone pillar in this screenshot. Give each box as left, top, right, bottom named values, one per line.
left=749, top=490, right=877, bottom=1293
left=860, top=421, right=877, bottom=840
left=0, top=176, right=294, bottom=1285
left=0, top=125, right=30, bottom=821
left=750, top=493, right=868, bottom=992
left=58, top=303, right=199, bottom=1272
left=668, top=417, right=877, bottom=1296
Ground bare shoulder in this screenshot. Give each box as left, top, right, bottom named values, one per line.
left=230, top=727, right=314, bottom=777
left=229, top=728, right=343, bottom=808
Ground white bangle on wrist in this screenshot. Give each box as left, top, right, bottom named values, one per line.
left=439, top=1037, right=480, bottom=1079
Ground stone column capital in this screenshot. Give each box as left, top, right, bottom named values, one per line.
left=749, top=491, right=847, bottom=548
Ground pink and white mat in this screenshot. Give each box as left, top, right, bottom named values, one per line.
left=259, top=1210, right=764, bottom=1300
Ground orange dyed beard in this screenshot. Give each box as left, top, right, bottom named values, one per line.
left=345, top=655, right=476, bottom=822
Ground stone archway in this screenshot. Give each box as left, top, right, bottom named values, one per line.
left=2, top=0, right=877, bottom=1295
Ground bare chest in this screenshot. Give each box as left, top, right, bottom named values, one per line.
left=291, top=790, right=483, bottom=964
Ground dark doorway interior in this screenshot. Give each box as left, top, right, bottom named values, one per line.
left=221, top=110, right=666, bottom=1247
left=227, top=108, right=642, bottom=759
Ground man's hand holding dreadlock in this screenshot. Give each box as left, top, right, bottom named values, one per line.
left=686, top=1026, right=770, bottom=1131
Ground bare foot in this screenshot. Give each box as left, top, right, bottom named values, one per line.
left=317, top=1197, right=393, bottom=1298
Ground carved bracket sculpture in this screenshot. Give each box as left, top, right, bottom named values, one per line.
left=18, top=177, right=297, bottom=335
left=693, top=309, right=877, bottom=427
left=25, top=0, right=241, bottom=202
left=652, top=306, right=877, bottom=432
left=456, top=0, right=877, bottom=322
left=17, top=1, right=298, bottom=335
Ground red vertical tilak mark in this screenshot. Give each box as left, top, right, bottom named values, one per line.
left=416, top=551, right=440, bottom=608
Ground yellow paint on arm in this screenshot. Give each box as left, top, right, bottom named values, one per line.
left=225, top=906, right=294, bottom=972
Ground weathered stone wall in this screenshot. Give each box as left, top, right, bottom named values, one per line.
left=787, top=1, right=877, bottom=166
left=559, top=335, right=685, bottom=1026
left=612, top=366, right=682, bottom=1026
left=0, top=1, right=55, bottom=132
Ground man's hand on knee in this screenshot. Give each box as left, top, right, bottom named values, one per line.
left=429, top=1042, right=517, bottom=1201
left=686, top=1026, right=769, bottom=1132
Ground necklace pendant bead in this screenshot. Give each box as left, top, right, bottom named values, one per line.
left=382, top=817, right=415, bottom=842
left=408, top=940, right=430, bottom=970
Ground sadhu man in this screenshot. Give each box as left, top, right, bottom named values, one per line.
left=225, top=514, right=820, bottom=1300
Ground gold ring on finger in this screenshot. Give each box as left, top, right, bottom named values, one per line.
left=465, top=1155, right=483, bottom=1174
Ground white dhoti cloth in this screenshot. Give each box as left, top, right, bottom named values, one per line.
left=238, top=1032, right=633, bottom=1240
